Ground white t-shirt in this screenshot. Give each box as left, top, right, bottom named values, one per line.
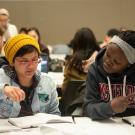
left=4, top=23, right=18, bottom=40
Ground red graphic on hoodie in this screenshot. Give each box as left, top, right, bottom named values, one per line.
left=99, top=83, right=135, bottom=105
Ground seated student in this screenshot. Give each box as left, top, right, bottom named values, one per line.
left=27, top=27, right=49, bottom=55
left=84, top=30, right=135, bottom=120
left=0, top=34, right=60, bottom=118
left=0, top=8, right=18, bottom=41
left=62, top=27, right=100, bottom=93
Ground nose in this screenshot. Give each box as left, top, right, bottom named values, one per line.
left=26, top=61, right=36, bottom=69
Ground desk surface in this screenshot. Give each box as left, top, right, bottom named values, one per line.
left=0, top=117, right=135, bottom=135
left=74, top=117, right=135, bottom=135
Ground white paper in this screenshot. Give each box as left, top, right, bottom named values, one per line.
left=8, top=113, right=73, bottom=128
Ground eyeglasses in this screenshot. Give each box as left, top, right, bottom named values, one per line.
left=15, top=58, right=41, bottom=66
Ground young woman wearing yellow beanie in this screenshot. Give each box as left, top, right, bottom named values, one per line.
left=0, top=34, right=60, bottom=118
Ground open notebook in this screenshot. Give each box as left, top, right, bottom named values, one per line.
left=8, top=113, right=73, bottom=129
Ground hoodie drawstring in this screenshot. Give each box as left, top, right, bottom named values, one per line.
left=107, top=75, right=127, bottom=101
left=123, top=76, right=127, bottom=97
left=107, top=76, right=112, bottom=100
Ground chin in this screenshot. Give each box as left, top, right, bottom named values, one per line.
left=25, top=73, right=34, bottom=78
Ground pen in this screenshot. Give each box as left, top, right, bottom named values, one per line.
left=122, top=118, right=135, bottom=127
left=72, top=116, right=76, bottom=124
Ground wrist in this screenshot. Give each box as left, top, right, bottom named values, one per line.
left=110, top=101, right=116, bottom=115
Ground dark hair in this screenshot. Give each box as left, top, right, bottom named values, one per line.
left=67, top=27, right=100, bottom=72
left=13, top=45, right=40, bottom=61
left=27, top=27, right=49, bottom=55
left=118, top=30, right=135, bottom=49
left=107, top=28, right=120, bottom=37
left=27, top=27, right=41, bottom=43
left=19, top=27, right=27, bottom=34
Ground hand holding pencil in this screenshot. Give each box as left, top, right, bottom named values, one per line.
left=111, top=92, right=135, bottom=113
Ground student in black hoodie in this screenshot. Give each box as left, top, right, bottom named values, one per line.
left=84, top=30, right=135, bottom=120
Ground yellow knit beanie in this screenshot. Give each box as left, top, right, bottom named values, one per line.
left=4, top=34, right=41, bottom=65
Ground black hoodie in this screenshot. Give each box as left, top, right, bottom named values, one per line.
left=84, top=48, right=135, bottom=120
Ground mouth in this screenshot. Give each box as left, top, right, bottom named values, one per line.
left=25, top=71, right=34, bottom=75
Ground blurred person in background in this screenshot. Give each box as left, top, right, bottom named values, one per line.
left=0, top=8, right=18, bottom=41
left=100, top=28, right=120, bottom=48
left=0, top=24, right=5, bottom=56
left=62, top=27, right=100, bottom=93
left=19, top=27, right=27, bottom=34
left=27, top=27, right=49, bottom=55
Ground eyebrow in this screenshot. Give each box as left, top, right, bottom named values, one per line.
left=18, top=56, right=39, bottom=59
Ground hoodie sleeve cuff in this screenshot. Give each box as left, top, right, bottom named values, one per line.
left=105, top=101, right=116, bottom=116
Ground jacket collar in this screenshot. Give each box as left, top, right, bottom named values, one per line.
left=3, top=65, right=41, bottom=86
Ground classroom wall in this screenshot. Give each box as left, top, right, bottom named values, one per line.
left=0, top=0, right=135, bottom=45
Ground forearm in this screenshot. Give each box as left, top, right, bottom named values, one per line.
left=84, top=101, right=114, bottom=120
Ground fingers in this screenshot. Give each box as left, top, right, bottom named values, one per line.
left=12, top=90, right=19, bottom=101
left=14, top=88, right=25, bottom=101
left=111, top=96, right=131, bottom=113
left=126, top=92, right=135, bottom=99
left=119, top=93, right=135, bottom=107
left=4, top=86, right=25, bottom=102
left=82, top=60, right=88, bottom=65
left=82, top=60, right=89, bottom=73
left=8, top=92, right=15, bottom=101
left=82, top=58, right=94, bottom=73
left=111, top=93, right=135, bottom=113
left=121, top=102, right=129, bottom=109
